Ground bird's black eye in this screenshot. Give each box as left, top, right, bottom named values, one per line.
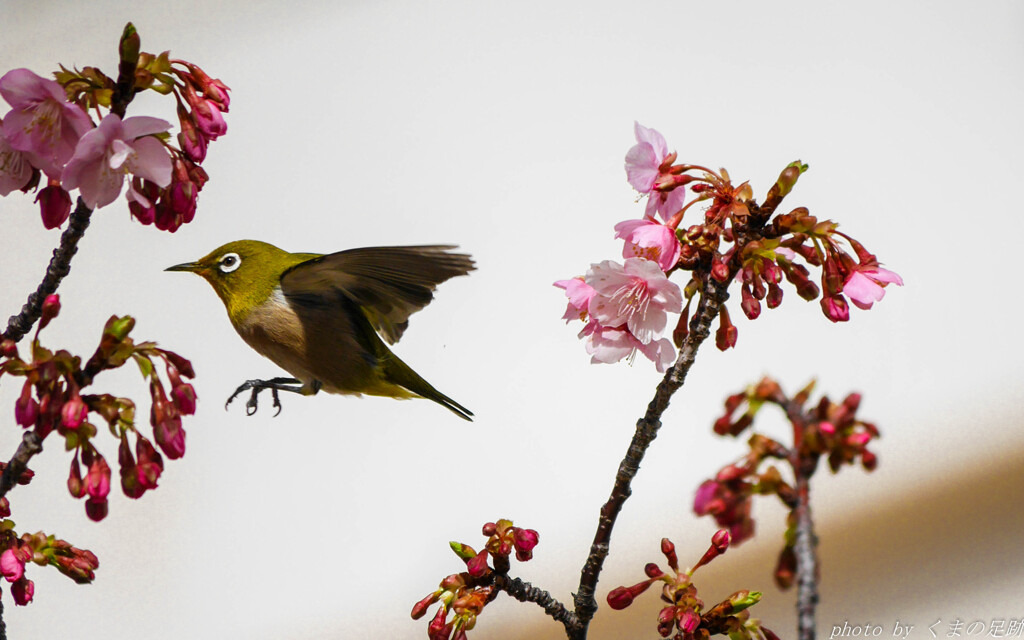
left=218, top=252, right=241, bottom=273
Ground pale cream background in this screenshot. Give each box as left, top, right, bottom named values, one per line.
left=0, top=1, right=1021, bottom=639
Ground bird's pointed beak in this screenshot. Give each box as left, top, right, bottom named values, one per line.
left=165, top=261, right=203, bottom=273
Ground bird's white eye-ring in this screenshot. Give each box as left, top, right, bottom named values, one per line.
left=218, top=253, right=241, bottom=273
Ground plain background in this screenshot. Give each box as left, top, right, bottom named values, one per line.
left=1, top=1, right=1022, bottom=638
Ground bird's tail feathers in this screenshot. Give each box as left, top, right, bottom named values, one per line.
left=382, top=354, right=474, bottom=422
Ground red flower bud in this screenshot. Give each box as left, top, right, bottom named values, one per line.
left=35, top=184, right=72, bottom=229
left=740, top=285, right=761, bottom=320
left=67, top=456, right=84, bottom=498
left=60, top=392, right=88, bottom=430
left=11, top=577, right=33, bottom=606
left=715, top=306, right=738, bottom=351
left=171, top=383, right=197, bottom=415
left=606, top=586, right=636, bottom=610
left=85, top=498, right=108, bottom=522
left=39, top=294, right=60, bottom=330
left=712, top=529, right=731, bottom=552
left=411, top=592, right=440, bottom=620
left=466, top=550, right=490, bottom=578
left=660, top=538, right=678, bottom=571
left=14, top=383, right=38, bottom=428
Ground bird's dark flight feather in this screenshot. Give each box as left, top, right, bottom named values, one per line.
left=280, top=245, right=475, bottom=344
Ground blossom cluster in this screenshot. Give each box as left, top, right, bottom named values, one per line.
left=0, top=295, right=196, bottom=525
left=0, top=24, right=228, bottom=231
left=0, top=527, right=99, bottom=606
left=607, top=530, right=778, bottom=640
left=412, top=519, right=539, bottom=640
left=556, top=122, right=902, bottom=369
left=693, top=377, right=879, bottom=586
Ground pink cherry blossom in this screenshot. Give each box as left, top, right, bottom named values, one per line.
left=61, top=113, right=172, bottom=209
left=624, top=122, right=687, bottom=221
left=553, top=277, right=596, bottom=323
left=0, top=128, right=33, bottom=196
left=0, top=69, right=92, bottom=179
left=580, top=323, right=676, bottom=372
left=586, top=258, right=683, bottom=345
left=842, top=264, right=903, bottom=310
left=614, top=217, right=682, bottom=271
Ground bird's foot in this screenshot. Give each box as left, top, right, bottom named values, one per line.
left=226, top=377, right=305, bottom=416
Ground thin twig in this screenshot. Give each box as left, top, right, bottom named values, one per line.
left=0, top=432, right=43, bottom=501
left=570, top=274, right=733, bottom=639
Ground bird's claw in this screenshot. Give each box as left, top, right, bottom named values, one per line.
left=226, top=378, right=298, bottom=416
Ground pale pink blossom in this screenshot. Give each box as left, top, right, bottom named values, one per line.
left=614, top=217, right=681, bottom=271
left=62, top=114, right=172, bottom=209
left=624, top=122, right=686, bottom=220
left=553, top=277, right=596, bottom=323
left=586, top=258, right=683, bottom=344
left=843, top=264, right=903, bottom=310
left=0, top=69, right=92, bottom=178
left=580, top=323, right=675, bottom=372
left=0, top=129, right=32, bottom=195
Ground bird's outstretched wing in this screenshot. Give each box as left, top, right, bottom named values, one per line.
left=280, top=245, right=475, bottom=344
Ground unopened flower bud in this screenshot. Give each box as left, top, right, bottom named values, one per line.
left=35, top=184, right=72, bottom=229
left=818, top=421, right=836, bottom=436
left=85, top=497, right=108, bottom=522
left=679, top=609, right=701, bottom=633
left=39, top=294, right=60, bottom=330
left=411, top=592, right=440, bottom=620
left=67, top=456, right=84, bottom=498
left=11, top=576, right=33, bottom=606
left=660, top=538, right=678, bottom=571
left=740, top=286, right=761, bottom=320
left=60, top=392, right=88, bottom=430
left=861, top=450, right=878, bottom=471
left=15, top=383, right=38, bottom=428
left=715, top=306, right=738, bottom=351
left=728, top=589, right=762, bottom=612
left=644, top=562, right=664, bottom=579
left=466, top=551, right=490, bottom=578
left=820, top=295, right=849, bottom=323
left=606, top=586, right=636, bottom=610
left=712, top=529, right=731, bottom=553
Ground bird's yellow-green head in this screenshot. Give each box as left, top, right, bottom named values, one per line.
left=166, top=240, right=319, bottom=323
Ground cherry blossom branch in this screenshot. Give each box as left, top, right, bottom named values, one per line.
left=2, top=199, right=92, bottom=344
left=0, top=433, right=42, bottom=501
left=492, top=574, right=577, bottom=633
left=571, top=273, right=733, bottom=639
left=2, top=24, right=138, bottom=345
left=793, top=470, right=818, bottom=640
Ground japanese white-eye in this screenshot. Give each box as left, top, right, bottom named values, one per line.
left=166, top=240, right=474, bottom=421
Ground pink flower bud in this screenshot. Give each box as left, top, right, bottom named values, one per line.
left=679, top=609, right=701, bottom=633
left=411, top=592, right=440, bottom=620
left=0, top=548, right=25, bottom=582
left=38, top=294, right=60, bottom=330
left=67, top=456, right=84, bottom=498
left=466, top=550, right=490, bottom=578
left=820, top=295, right=849, bottom=322
left=712, top=529, right=731, bottom=552
left=693, top=480, right=718, bottom=515
left=715, top=306, right=738, bottom=351
left=171, top=383, right=197, bottom=415
left=0, top=497, right=9, bottom=518
left=60, top=393, right=88, bottom=430
left=512, top=527, right=538, bottom=561
left=818, top=421, right=836, bottom=436
left=14, top=383, right=38, bottom=428
left=35, top=184, right=72, bottom=229
left=84, top=454, right=111, bottom=501
left=660, top=538, right=678, bottom=571
left=11, top=577, right=33, bottom=606
left=481, top=521, right=497, bottom=536
left=740, top=285, right=761, bottom=320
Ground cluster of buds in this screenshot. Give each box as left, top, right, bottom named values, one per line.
left=607, top=531, right=778, bottom=640
left=0, top=524, right=99, bottom=606
left=694, top=377, right=879, bottom=586
left=556, top=122, right=901, bottom=369
left=0, top=23, right=228, bottom=231
left=0, top=295, right=196, bottom=522
left=412, top=519, right=539, bottom=640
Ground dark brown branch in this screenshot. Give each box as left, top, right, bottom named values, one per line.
left=3, top=199, right=92, bottom=344
left=570, top=274, right=733, bottom=639
left=0, top=432, right=43, bottom=501
left=794, top=470, right=818, bottom=640
left=493, top=574, right=577, bottom=634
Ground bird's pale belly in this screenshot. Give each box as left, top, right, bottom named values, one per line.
left=233, top=290, right=414, bottom=399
